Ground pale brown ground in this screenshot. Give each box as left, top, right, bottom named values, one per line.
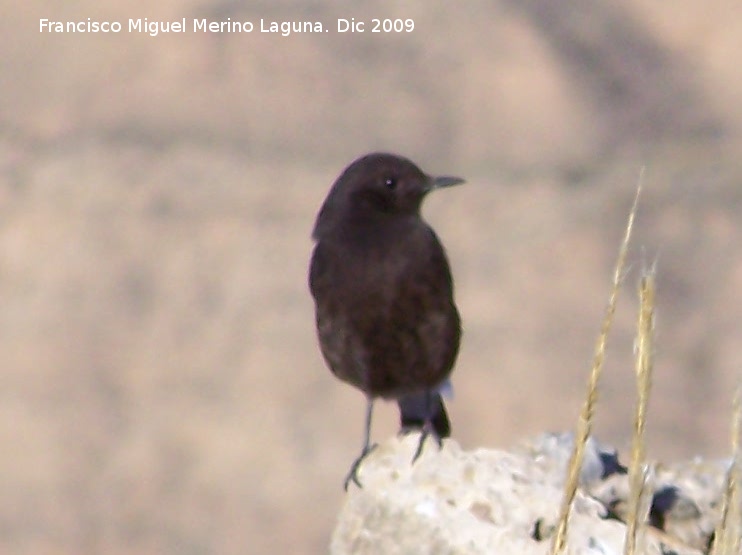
left=2, top=1, right=742, bottom=553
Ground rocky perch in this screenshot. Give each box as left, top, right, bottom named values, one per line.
left=331, top=433, right=727, bottom=554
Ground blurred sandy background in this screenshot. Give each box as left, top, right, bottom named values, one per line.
left=2, top=1, right=742, bottom=553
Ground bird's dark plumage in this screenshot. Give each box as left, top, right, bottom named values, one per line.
left=309, top=152, right=463, bottom=489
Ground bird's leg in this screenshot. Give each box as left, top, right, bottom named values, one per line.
left=411, top=429, right=429, bottom=463
left=399, top=389, right=448, bottom=463
left=411, top=390, right=442, bottom=463
left=343, top=398, right=377, bottom=490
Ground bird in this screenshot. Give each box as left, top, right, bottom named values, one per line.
left=308, top=152, right=464, bottom=489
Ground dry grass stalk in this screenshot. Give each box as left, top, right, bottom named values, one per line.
left=623, top=269, right=656, bottom=555
left=551, top=176, right=643, bottom=555
left=713, top=381, right=742, bottom=555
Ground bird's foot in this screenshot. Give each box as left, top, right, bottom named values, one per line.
left=343, top=442, right=378, bottom=491
left=409, top=422, right=443, bottom=464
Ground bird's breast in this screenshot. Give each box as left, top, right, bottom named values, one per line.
left=310, top=222, right=460, bottom=397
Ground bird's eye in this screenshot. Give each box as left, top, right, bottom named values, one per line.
left=384, top=177, right=397, bottom=190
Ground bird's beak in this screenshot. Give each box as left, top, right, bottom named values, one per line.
left=427, top=175, right=465, bottom=191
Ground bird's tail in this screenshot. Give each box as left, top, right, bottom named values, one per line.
left=397, top=390, right=451, bottom=439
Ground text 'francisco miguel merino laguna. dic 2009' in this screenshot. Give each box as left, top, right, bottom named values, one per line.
left=38, top=17, right=414, bottom=37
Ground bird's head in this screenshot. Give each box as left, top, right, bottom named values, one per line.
left=312, top=153, right=464, bottom=240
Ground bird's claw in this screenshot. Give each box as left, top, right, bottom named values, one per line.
left=410, top=423, right=443, bottom=464
left=343, top=442, right=378, bottom=491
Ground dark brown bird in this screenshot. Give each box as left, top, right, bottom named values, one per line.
left=309, top=152, right=464, bottom=489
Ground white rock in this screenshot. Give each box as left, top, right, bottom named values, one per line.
left=330, top=434, right=706, bottom=555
